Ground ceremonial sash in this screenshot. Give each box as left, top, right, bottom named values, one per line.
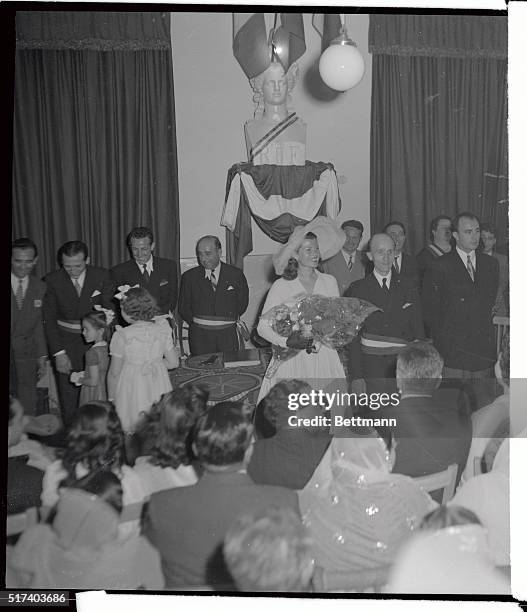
left=193, top=315, right=237, bottom=331
left=249, top=113, right=298, bottom=163
left=360, top=332, right=408, bottom=355
left=57, top=319, right=82, bottom=333
left=426, top=243, right=446, bottom=258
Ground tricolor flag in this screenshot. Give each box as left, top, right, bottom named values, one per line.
left=233, top=13, right=306, bottom=79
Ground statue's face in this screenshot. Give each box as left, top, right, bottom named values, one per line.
left=262, top=63, right=288, bottom=106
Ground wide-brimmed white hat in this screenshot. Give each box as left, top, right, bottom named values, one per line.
left=273, top=216, right=346, bottom=275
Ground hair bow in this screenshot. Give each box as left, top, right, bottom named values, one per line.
left=114, top=284, right=139, bottom=300
left=94, top=304, right=116, bottom=325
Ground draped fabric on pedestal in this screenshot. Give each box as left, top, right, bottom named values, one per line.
left=369, top=15, right=508, bottom=254
left=221, top=162, right=341, bottom=269
left=13, top=11, right=180, bottom=278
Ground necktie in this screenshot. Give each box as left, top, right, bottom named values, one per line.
left=15, top=279, right=24, bottom=309
left=348, top=254, right=354, bottom=271
left=74, top=279, right=82, bottom=297
left=382, top=277, right=389, bottom=293
left=141, top=264, right=150, bottom=283
left=210, top=269, right=217, bottom=291
left=466, top=254, right=475, bottom=282
left=393, top=256, right=400, bottom=274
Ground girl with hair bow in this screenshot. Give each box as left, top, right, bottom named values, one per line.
left=70, top=306, right=115, bottom=404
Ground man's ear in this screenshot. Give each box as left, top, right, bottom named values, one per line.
left=86, top=256, right=91, bottom=265
left=151, top=242, right=156, bottom=253
left=366, top=252, right=373, bottom=261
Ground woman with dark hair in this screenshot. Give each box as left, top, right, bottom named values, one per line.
left=256, top=224, right=347, bottom=402
left=7, top=470, right=163, bottom=589
left=40, top=401, right=146, bottom=536
left=133, top=385, right=208, bottom=496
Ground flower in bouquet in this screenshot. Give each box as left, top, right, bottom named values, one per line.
left=261, top=294, right=380, bottom=378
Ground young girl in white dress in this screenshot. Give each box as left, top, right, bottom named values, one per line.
left=107, top=286, right=179, bottom=434
left=257, top=227, right=347, bottom=402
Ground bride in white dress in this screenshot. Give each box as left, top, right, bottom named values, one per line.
left=257, top=224, right=347, bottom=402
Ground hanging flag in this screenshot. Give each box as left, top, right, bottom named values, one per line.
left=233, top=13, right=306, bottom=79
left=312, top=13, right=342, bottom=51
left=233, top=13, right=271, bottom=79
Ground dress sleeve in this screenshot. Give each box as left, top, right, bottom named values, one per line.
left=257, top=280, right=290, bottom=348
left=109, top=328, right=125, bottom=358
left=85, top=347, right=99, bottom=366
left=41, top=460, right=67, bottom=508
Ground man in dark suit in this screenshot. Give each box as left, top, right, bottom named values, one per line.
left=10, top=238, right=47, bottom=415
left=179, top=235, right=249, bottom=356
left=111, top=227, right=178, bottom=316
left=422, top=212, right=499, bottom=411
left=345, top=233, right=425, bottom=398
left=43, top=241, right=114, bottom=427
left=416, top=215, right=453, bottom=282
left=320, top=219, right=366, bottom=295
left=377, top=342, right=472, bottom=499
left=144, top=401, right=299, bottom=589
left=383, top=220, right=421, bottom=291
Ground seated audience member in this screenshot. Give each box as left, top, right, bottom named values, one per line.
left=248, top=380, right=332, bottom=490
left=479, top=223, right=509, bottom=316
left=144, top=401, right=299, bottom=589
left=223, top=506, right=315, bottom=592
left=298, top=432, right=435, bottom=588
left=133, top=385, right=208, bottom=496
left=451, top=438, right=510, bottom=568
left=40, top=401, right=146, bottom=537
left=7, top=397, right=51, bottom=515
left=463, top=332, right=509, bottom=481
left=7, top=471, right=163, bottom=589
left=387, top=505, right=509, bottom=594
left=253, top=379, right=309, bottom=440
left=377, top=342, right=472, bottom=491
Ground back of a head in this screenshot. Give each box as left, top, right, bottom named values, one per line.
left=396, top=341, right=443, bottom=395
left=193, top=402, right=252, bottom=467
left=71, top=469, right=124, bottom=515
left=223, top=506, right=313, bottom=592
left=258, top=379, right=311, bottom=435
left=62, top=402, right=124, bottom=481
left=120, top=286, right=160, bottom=321
left=420, top=505, right=481, bottom=531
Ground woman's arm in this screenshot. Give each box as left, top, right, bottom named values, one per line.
left=107, top=356, right=124, bottom=401
left=163, top=346, right=180, bottom=370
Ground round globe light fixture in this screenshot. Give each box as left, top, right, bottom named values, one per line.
left=319, top=27, right=365, bottom=92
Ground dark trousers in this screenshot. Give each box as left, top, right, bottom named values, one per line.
left=12, top=358, right=38, bottom=416
left=189, top=324, right=239, bottom=357
left=54, top=331, right=87, bottom=428
left=442, top=366, right=497, bottom=412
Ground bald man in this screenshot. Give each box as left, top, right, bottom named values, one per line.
left=178, top=236, right=249, bottom=356
left=344, top=233, right=425, bottom=398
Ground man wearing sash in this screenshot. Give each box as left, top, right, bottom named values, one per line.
left=178, top=236, right=249, bottom=356
left=345, top=233, right=426, bottom=399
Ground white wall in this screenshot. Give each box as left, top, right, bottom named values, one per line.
left=171, top=12, right=372, bottom=259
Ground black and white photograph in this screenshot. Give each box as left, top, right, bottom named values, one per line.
left=5, top=2, right=526, bottom=604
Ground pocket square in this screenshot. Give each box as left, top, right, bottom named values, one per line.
left=226, top=285, right=235, bottom=291
left=402, top=302, right=413, bottom=309
left=91, top=290, right=101, bottom=298
left=34, top=299, right=42, bottom=308
left=159, top=280, right=169, bottom=287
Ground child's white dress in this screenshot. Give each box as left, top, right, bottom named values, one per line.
left=110, top=319, right=174, bottom=432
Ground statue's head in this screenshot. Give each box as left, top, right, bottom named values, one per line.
left=250, top=61, right=299, bottom=118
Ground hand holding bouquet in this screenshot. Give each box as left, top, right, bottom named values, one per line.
left=261, top=294, right=380, bottom=378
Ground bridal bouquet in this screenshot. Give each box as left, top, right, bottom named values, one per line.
left=261, top=294, right=380, bottom=378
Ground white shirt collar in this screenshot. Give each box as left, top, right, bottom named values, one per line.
left=373, top=268, right=392, bottom=288
left=205, top=261, right=222, bottom=280
left=136, top=256, right=154, bottom=275
left=92, top=341, right=107, bottom=348
left=456, top=246, right=476, bottom=269
left=11, top=273, right=29, bottom=295
left=394, top=252, right=403, bottom=265
left=342, top=249, right=356, bottom=265
left=72, top=269, right=87, bottom=289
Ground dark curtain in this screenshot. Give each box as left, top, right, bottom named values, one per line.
left=13, top=11, right=180, bottom=277
left=369, top=15, right=508, bottom=254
